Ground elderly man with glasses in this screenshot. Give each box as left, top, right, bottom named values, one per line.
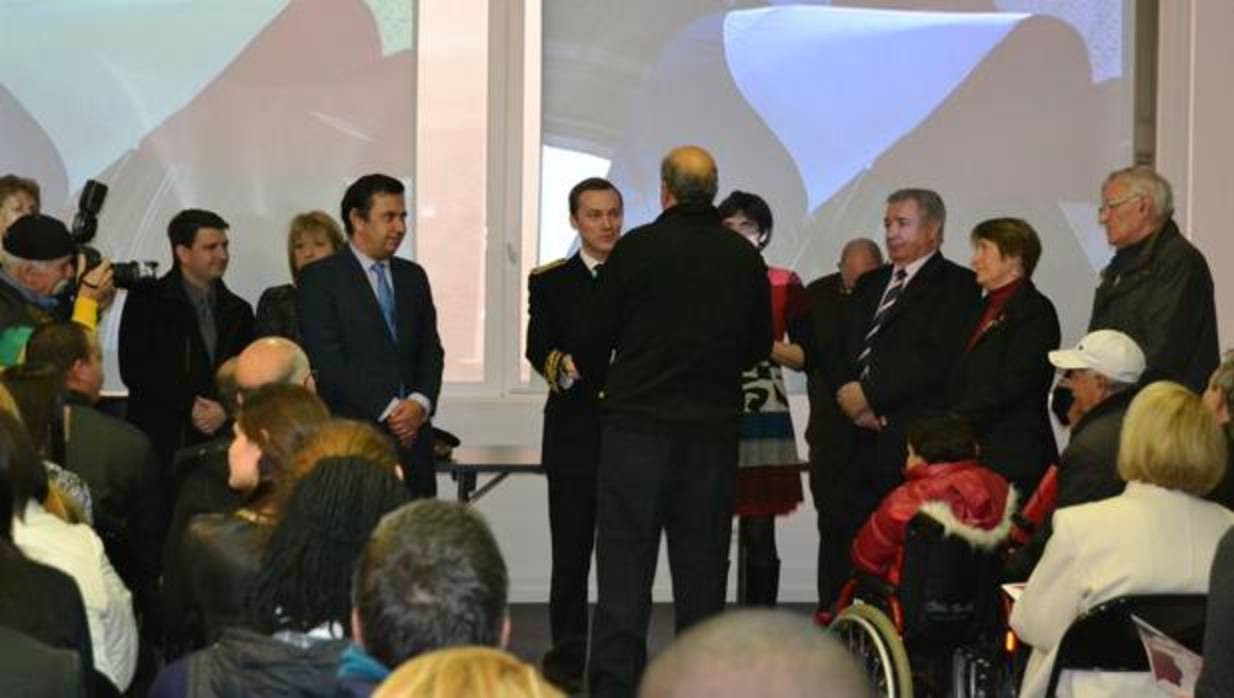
left=1089, top=165, right=1217, bottom=392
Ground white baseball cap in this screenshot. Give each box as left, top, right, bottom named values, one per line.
left=1048, top=329, right=1146, bottom=384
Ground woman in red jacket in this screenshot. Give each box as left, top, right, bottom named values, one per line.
left=851, top=413, right=1015, bottom=587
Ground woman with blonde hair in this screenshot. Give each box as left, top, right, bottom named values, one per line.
left=375, top=647, right=563, bottom=698
left=255, top=210, right=345, bottom=341
left=1011, top=380, right=1234, bottom=697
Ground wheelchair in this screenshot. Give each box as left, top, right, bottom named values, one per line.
left=829, top=513, right=1016, bottom=698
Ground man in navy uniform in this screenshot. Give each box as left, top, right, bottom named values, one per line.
left=525, top=177, right=623, bottom=692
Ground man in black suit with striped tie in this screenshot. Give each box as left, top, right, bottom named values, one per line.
left=820, top=189, right=980, bottom=609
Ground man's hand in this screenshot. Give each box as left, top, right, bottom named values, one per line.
left=77, top=257, right=116, bottom=310
left=836, top=381, right=870, bottom=419
left=191, top=397, right=227, bottom=436
left=853, top=409, right=883, bottom=431
left=387, top=399, right=428, bottom=448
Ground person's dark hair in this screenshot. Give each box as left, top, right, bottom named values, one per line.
left=906, top=413, right=977, bottom=464
left=1, top=363, right=66, bottom=462
left=717, top=190, right=774, bottom=249
left=970, top=217, right=1043, bottom=278
left=249, top=456, right=407, bottom=634
left=887, top=188, right=947, bottom=240
left=340, top=174, right=405, bottom=236
left=24, top=323, right=92, bottom=377
left=353, top=500, right=509, bottom=668
left=0, top=174, right=40, bottom=211
left=567, top=177, right=623, bottom=217
left=660, top=152, right=718, bottom=205
left=168, top=208, right=229, bottom=253
left=0, top=409, right=49, bottom=518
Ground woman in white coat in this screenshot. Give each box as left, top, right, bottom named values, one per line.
left=1011, top=380, right=1234, bottom=697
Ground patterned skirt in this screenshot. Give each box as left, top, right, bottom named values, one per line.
left=735, top=360, right=803, bottom=517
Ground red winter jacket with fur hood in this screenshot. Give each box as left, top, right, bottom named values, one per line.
left=851, top=459, right=1015, bottom=586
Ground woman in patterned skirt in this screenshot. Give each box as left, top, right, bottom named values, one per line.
left=719, top=191, right=807, bottom=606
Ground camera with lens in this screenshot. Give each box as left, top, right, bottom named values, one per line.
left=70, top=180, right=159, bottom=290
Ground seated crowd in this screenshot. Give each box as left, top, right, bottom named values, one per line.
left=2, top=158, right=1233, bottom=698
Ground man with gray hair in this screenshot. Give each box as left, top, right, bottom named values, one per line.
left=1005, top=329, right=1146, bottom=579
left=823, top=189, right=979, bottom=611
left=575, top=145, right=772, bottom=698
left=234, top=336, right=316, bottom=394
left=638, top=610, right=872, bottom=698
left=1090, top=165, right=1217, bottom=392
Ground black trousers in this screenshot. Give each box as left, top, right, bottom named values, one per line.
left=814, top=432, right=883, bottom=611
left=545, top=470, right=597, bottom=673
left=397, top=422, right=437, bottom=499
left=587, top=421, right=737, bottom=698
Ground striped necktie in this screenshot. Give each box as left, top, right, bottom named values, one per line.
left=857, top=268, right=907, bottom=378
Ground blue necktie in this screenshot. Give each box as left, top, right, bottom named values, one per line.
left=371, top=262, right=397, bottom=340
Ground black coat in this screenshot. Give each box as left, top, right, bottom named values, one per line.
left=1089, top=219, right=1218, bottom=392
left=0, top=625, right=86, bottom=698
left=1003, top=387, right=1137, bottom=581
left=946, top=281, right=1060, bottom=494
left=526, top=254, right=602, bottom=478
left=572, top=202, right=772, bottom=426
left=297, top=247, right=444, bottom=478
left=797, top=272, right=857, bottom=513
left=826, top=254, right=981, bottom=491
left=66, top=402, right=164, bottom=584
left=0, top=544, right=94, bottom=683
left=118, top=267, right=254, bottom=467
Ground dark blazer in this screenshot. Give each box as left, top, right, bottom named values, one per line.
left=66, top=402, right=164, bottom=584
left=297, top=247, right=444, bottom=480
left=0, top=625, right=86, bottom=698
left=946, top=281, right=1060, bottom=494
left=827, top=253, right=981, bottom=489
left=1089, top=219, right=1218, bottom=392
left=0, top=544, right=94, bottom=681
left=118, top=266, right=253, bottom=467
left=799, top=272, right=849, bottom=462
left=526, top=253, right=602, bottom=478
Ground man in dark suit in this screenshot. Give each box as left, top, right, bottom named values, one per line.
left=575, top=146, right=771, bottom=698
left=298, top=174, right=444, bottom=497
left=824, top=189, right=980, bottom=608
left=525, top=177, right=623, bottom=691
left=119, top=209, right=254, bottom=471
left=26, top=322, right=164, bottom=625
left=797, top=238, right=882, bottom=610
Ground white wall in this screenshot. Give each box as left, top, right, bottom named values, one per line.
left=1156, top=0, right=1234, bottom=347
left=435, top=394, right=821, bottom=603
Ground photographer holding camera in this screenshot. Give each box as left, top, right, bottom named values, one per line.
left=0, top=213, right=115, bottom=364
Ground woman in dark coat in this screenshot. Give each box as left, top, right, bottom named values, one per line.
left=254, top=211, right=345, bottom=341
left=946, top=218, right=1061, bottom=497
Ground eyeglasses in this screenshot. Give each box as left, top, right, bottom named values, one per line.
left=1098, top=194, right=1141, bottom=214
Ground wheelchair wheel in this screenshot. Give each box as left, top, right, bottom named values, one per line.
left=831, top=601, right=914, bottom=698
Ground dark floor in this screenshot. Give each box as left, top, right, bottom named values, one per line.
left=507, top=602, right=816, bottom=696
